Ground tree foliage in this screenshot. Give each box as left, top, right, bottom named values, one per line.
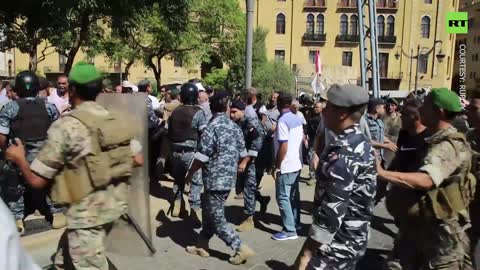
left=113, top=0, right=244, bottom=87
left=203, top=68, right=228, bottom=89
left=253, top=61, right=295, bottom=96
left=225, top=27, right=294, bottom=96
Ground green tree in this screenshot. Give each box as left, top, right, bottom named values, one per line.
left=203, top=68, right=228, bottom=89
left=253, top=60, right=295, bottom=96
left=116, top=0, right=244, bottom=87
left=225, top=27, right=294, bottom=96
left=47, top=0, right=151, bottom=74
left=0, top=1, right=58, bottom=71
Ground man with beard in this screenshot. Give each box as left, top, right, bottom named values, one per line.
left=383, top=98, right=431, bottom=269
left=48, top=74, right=70, bottom=114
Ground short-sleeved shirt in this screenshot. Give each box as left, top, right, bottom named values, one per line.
left=274, top=110, right=304, bottom=174
left=194, top=113, right=247, bottom=191
left=0, top=97, right=60, bottom=162
left=47, top=89, right=69, bottom=114
left=419, top=127, right=471, bottom=187
left=30, top=101, right=131, bottom=229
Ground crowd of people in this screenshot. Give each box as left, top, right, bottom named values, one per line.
left=1, top=62, right=480, bottom=270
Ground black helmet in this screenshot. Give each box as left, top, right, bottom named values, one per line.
left=15, top=71, right=40, bottom=98
left=180, top=83, right=199, bottom=105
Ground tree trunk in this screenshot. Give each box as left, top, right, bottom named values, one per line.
left=64, top=13, right=90, bottom=75
left=147, top=55, right=162, bottom=89
left=124, top=59, right=134, bottom=80
left=28, top=45, right=38, bottom=72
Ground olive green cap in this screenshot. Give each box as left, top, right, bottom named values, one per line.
left=430, top=88, right=462, bottom=113
left=69, top=62, right=102, bottom=84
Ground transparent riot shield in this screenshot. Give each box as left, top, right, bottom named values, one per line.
left=96, top=93, right=154, bottom=257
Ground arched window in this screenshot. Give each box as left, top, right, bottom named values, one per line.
left=340, top=14, right=348, bottom=35
left=316, top=14, right=325, bottom=34
left=387, top=16, right=395, bottom=36
left=421, top=16, right=431, bottom=38
left=306, top=14, right=315, bottom=34
left=350, top=15, right=358, bottom=36
left=377, top=15, right=385, bottom=36
left=276, top=14, right=286, bottom=34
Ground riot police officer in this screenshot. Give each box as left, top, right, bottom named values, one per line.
left=0, top=71, right=65, bottom=235
left=185, top=91, right=255, bottom=265
left=168, top=83, right=207, bottom=225
left=229, top=99, right=270, bottom=232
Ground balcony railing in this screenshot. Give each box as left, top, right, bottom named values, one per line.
left=304, top=0, right=327, bottom=10
left=336, top=34, right=360, bottom=43
left=337, top=0, right=357, bottom=9
left=376, top=0, right=398, bottom=11
left=378, top=35, right=397, bottom=44
left=302, top=33, right=327, bottom=44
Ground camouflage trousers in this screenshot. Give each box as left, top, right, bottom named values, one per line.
left=237, top=162, right=259, bottom=216
left=200, top=190, right=242, bottom=251
left=386, top=219, right=473, bottom=270
left=53, top=223, right=114, bottom=270
left=170, top=151, right=202, bottom=210
left=307, top=254, right=358, bottom=270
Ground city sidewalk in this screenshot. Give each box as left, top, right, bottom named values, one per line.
left=23, top=167, right=397, bottom=270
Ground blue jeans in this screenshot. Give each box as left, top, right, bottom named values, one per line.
left=275, top=170, right=300, bottom=235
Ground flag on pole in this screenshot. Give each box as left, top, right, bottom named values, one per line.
left=312, top=50, right=325, bottom=95
left=315, top=50, right=322, bottom=75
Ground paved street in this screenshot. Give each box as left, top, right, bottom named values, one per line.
left=23, top=167, right=397, bottom=270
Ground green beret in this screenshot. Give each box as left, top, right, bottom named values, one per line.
left=69, top=62, right=102, bottom=84
left=430, top=88, right=462, bottom=113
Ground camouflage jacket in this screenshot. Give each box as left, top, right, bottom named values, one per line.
left=30, top=101, right=129, bottom=229
left=237, top=115, right=264, bottom=158
left=194, top=113, right=247, bottom=191
left=419, top=127, right=471, bottom=188
left=312, top=125, right=377, bottom=260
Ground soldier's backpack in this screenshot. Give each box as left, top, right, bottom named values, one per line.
left=419, top=132, right=477, bottom=222
left=50, top=109, right=136, bottom=204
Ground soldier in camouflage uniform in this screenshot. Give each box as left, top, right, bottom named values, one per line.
left=294, top=84, right=376, bottom=270
left=229, top=99, right=270, bottom=232
left=5, top=63, right=143, bottom=270
left=465, top=96, right=480, bottom=269
left=377, top=88, right=473, bottom=270
left=168, top=83, right=207, bottom=225
left=185, top=91, right=255, bottom=265
left=0, top=71, right=65, bottom=235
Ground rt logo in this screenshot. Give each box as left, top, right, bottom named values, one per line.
left=446, top=12, right=468, bottom=34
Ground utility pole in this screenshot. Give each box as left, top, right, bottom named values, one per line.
left=414, top=44, right=420, bottom=95
left=357, top=0, right=381, bottom=98
left=245, top=0, right=254, bottom=90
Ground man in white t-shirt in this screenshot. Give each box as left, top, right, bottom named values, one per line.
left=0, top=198, right=41, bottom=270
left=272, top=92, right=304, bottom=241
left=47, top=75, right=70, bottom=114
